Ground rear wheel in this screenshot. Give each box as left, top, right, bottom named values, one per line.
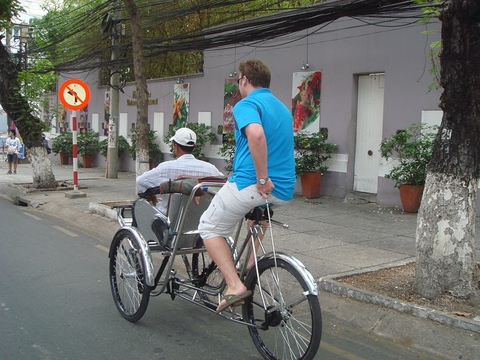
left=243, top=258, right=322, bottom=360
left=109, top=229, right=151, bottom=322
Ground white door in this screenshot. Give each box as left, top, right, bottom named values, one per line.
left=354, top=74, right=385, bottom=193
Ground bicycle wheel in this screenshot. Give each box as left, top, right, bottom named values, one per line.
left=109, top=229, right=151, bottom=322
left=243, top=257, right=322, bottom=360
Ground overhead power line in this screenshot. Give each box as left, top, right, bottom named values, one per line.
left=31, top=0, right=442, bottom=73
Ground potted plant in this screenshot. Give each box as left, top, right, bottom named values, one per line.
left=51, top=131, right=73, bottom=165
left=218, top=131, right=235, bottom=173
left=165, top=122, right=217, bottom=160
left=129, top=127, right=164, bottom=168
left=294, top=131, right=338, bottom=199
left=77, top=130, right=100, bottom=168
left=99, top=135, right=131, bottom=158
left=380, top=123, right=438, bottom=212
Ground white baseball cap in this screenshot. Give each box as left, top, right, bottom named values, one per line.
left=170, top=127, right=197, bottom=147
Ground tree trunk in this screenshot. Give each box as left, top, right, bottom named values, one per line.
left=0, top=41, right=57, bottom=188
left=124, top=0, right=150, bottom=177
left=415, top=0, right=480, bottom=299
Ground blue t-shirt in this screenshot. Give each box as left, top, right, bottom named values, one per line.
left=230, top=88, right=295, bottom=201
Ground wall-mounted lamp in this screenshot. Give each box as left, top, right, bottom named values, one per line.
left=176, top=77, right=184, bottom=84
left=301, top=62, right=310, bottom=70
left=229, top=70, right=237, bottom=78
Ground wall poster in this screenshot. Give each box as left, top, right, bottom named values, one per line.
left=173, top=83, right=190, bottom=128
left=79, top=106, right=88, bottom=134
left=223, top=78, right=242, bottom=133
left=292, top=71, right=322, bottom=133
left=103, top=90, right=110, bottom=136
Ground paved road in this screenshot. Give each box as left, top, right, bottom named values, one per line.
left=0, top=162, right=479, bottom=359
left=0, top=196, right=454, bottom=360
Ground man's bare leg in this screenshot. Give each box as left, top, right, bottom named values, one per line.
left=204, top=235, right=247, bottom=307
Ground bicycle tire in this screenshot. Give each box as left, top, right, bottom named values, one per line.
left=243, top=257, right=322, bottom=360
left=109, top=229, right=151, bottom=322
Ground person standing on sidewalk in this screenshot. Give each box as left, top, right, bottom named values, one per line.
left=136, top=127, right=224, bottom=214
left=198, top=59, right=296, bottom=312
left=6, top=129, right=21, bottom=174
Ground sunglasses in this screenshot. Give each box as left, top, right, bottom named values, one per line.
left=237, top=76, right=245, bottom=85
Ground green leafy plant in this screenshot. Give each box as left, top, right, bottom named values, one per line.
left=129, top=127, right=163, bottom=165
left=99, top=135, right=130, bottom=158
left=218, top=131, right=235, bottom=173
left=294, top=131, right=338, bottom=177
left=51, top=131, right=73, bottom=156
left=77, top=130, right=100, bottom=156
left=164, top=122, right=216, bottom=160
left=380, top=123, right=438, bottom=188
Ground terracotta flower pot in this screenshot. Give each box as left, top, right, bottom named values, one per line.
left=300, top=171, right=322, bottom=199
left=81, top=154, right=93, bottom=168
left=399, top=184, right=424, bottom=213
left=59, top=153, right=69, bottom=165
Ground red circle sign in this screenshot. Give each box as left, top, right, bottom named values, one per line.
left=59, top=79, right=91, bottom=110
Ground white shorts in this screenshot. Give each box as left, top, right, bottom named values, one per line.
left=198, top=181, right=288, bottom=240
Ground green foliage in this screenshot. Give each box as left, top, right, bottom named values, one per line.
left=218, top=132, right=235, bottom=173
left=380, top=123, right=438, bottom=188
left=129, top=126, right=163, bottom=165
left=165, top=123, right=216, bottom=160
left=77, top=130, right=100, bottom=156
left=415, top=0, right=443, bottom=92
left=294, top=131, right=338, bottom=177
left=51, top=131, right=73, bottom=156
left=0, top=0, right=23, bottom=26
left=99, top=135, right=130, bottom=158
left=17, top=59, right=58, bottom=114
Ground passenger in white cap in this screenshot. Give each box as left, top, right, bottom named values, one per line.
left=136, top=127, right=224, bottom=214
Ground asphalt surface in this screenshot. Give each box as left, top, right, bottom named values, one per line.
left=1, top=161, right=480, bottom=359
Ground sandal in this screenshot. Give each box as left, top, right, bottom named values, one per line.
left=216, top=290, right=252, bottom=313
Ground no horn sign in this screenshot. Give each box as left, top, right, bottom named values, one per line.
left=59, top=79, right=91, bottom=111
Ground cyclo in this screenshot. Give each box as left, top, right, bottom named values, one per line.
left=108, top=177, right=322, bottom=360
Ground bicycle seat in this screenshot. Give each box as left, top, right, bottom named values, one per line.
left=245, top=206, right=274, bottom=222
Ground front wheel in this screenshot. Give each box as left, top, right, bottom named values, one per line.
left=243, top=258, right=322, bottom=360
left=109, top=229, right=151, bottom=322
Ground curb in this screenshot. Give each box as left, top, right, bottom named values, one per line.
left=318, top=276, right=480, bottom=334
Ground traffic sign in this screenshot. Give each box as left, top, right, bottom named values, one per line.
left=59, top=79, right=91, bottom=110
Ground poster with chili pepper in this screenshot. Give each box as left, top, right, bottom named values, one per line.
left=223, top=79, right=242, bottom=133
left=173, top=83, right=190, bottom=127
left=292, top=71, right=322, bottom=133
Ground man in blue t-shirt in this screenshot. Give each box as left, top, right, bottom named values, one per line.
left=199, top=59, right=295, bottom=313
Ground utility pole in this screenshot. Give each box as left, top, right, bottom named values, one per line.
left=106, top=2, right=120, bottom=179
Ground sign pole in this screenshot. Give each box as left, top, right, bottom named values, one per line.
left=58, top=78, right=90, bottom=195
left=72, top=111, right=78, bottom=191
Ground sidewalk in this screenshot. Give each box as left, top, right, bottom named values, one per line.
left=1, top=161, right=479, bottom=359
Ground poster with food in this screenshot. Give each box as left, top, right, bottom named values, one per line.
left=173, top=83, right=190, bottom=127
left=223, top=79, right=242, bottom=132
left=292, top=71, right=322, bottom=133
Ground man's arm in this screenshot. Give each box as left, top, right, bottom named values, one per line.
left=244, top=123, right=274, bottom=197
left=136, top=164, right=167, bottom=193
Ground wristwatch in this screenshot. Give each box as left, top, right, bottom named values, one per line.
left=258, top=177, right=269, bottom=185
